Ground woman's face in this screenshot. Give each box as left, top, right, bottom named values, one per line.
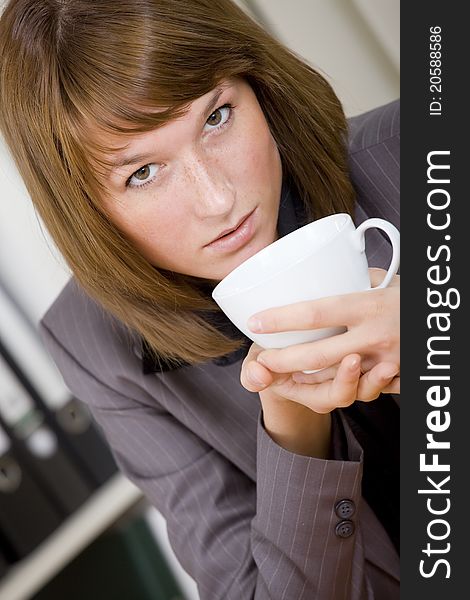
left=100, top=77, right=283, bottom=281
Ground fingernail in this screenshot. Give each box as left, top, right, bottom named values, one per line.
left=383, top=367, right=399, bottom=379
left=349, top=357, right=360, bottom=370
left=247, top=317, right=263, bottom=333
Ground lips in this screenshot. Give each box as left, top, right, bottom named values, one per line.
left=209, top=210, right=255, bottom=245
left=204, top=207, right=257, bottom=253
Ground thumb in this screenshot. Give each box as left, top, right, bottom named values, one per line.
left=241, top=352, right=274, bottom=393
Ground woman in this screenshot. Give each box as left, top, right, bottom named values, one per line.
left=0, top=1, right=400, bottom=598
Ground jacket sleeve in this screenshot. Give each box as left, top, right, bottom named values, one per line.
left=38, top=321, right=397, bottom=600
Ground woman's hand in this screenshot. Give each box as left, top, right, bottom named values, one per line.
left=240, top=342, right=398, bottom=457
left=247, top=268, right=400, bottom=395
left=241, top=344, right=398, bottom=414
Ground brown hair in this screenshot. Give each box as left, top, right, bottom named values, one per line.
left=0, top=0, right=355, bottom=365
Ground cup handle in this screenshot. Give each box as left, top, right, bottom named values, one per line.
left=355, top=218, right=400, bottom=288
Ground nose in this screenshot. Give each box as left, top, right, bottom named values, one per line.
left=183, top=153, right=236, bottom=219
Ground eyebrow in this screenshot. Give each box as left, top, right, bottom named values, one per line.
left=109, top=86, right=227, bottom=170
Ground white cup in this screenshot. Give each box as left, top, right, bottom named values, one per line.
left=212, top=213, right=400, bottom=350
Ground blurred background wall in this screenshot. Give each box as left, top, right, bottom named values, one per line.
left=0, top=1, right=399, bottom=599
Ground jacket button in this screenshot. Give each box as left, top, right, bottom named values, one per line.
left=335, top=520, right=355, bottom=539
left=335, top=499, right=356, bottom=519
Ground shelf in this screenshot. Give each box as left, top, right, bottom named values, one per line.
left=0, top=473, right=144, bottom=600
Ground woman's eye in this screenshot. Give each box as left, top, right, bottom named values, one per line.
left=125, top=104, right=234, bottom=191
left=127, top=163, right=158, bottom=189
left=204, top=103, right=234, bottom=133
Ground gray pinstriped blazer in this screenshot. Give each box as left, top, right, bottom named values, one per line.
left=39, top=100, right=400, bottom=599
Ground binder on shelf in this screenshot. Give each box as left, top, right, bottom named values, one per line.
left=0, top=537, right=13, bottom=580
left=0, top=526, right=16, bottom=571
left=0, top=283, right=118, bottom=488
left=0, top=351, right=93, bottom=516
left=0, top=423, right=62, bottom=560
left=51, top=397, right=118, bottom=487
left=0, top=549, right=8, bottom=580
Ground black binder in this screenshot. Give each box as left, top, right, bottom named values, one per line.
left=0, top=537, right=13, bottom=579
left=0, top=423, right=63, bottom=559
left=0, top=284, right=118, bottom=488
left=0, top=526, right=15, bottom=575
left=0, top=549, right=8, bottom=580
left=46, top=396, right=118, bottom=488
left=0, top=351, right=93, bottom=516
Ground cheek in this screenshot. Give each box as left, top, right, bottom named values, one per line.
left=232, top=124, right=280, bottom=186
left=107, top=196, right=187, bottom=254
left=135, top=203, right=188, bottom=247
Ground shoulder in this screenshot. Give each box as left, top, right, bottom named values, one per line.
left=39, top=278, right=143, bottom=399
left=346, top=99, right=400, bottom=228
left=347, top=99, right=400, bottom=155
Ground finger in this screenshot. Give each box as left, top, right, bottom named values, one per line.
left=271, top=354, right=361, bottom=413
left=368, top=268, right=387, bottom=287
left=247, top=292, right=368, bottom=334
left=382, top=376, right=400, bottom=394
left=247, top=271, right=398, bottom=335
left=240, top=359, right=274, bottom=392
left=243, top=342, right=264, bottom=363
left=257, top=330, right=366, bottom=373
left=356, top=362, right=400, bottom=401
left=292, top=364, right=339, bottom=384
left=241, top=343, right=273, bottom=392
left=370, top=268, right=400, bottom=289
left=326, top=354, right=361, bottom=409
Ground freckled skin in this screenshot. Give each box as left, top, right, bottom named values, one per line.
left=101, top=77, right=283, bottom=281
